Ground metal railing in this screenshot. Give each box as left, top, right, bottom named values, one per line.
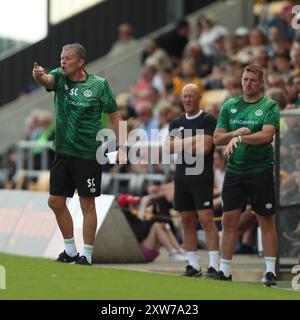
left=11, top=140, right=169, bottom=194
left=276, top=110, right=300, bottom=268
left=13, top=140, right=53, bottom=184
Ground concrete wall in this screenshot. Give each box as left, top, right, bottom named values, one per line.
left=0, top=190, right=145, bottom=263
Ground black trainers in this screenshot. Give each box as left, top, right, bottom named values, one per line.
left=262, top=272, right=277, bottom=287
left=56, top=251, right=79, bottom=263
left=214, top=270, right=232, bottom=281
left=183, top=265, right=202, bottom=277
left=205, top=266, right=218, bottom=279
left=75, top=255, right=92, bottom=265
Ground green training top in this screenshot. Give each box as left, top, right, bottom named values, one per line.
left=48, top=67, right=118, bottom=160
left=216, top=95, right=279, bottom=174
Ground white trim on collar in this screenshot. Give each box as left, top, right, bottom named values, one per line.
left=185, top=110, right=203, bottom=120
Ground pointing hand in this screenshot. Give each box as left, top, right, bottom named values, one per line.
left=33, top=62, right=44, bottom=79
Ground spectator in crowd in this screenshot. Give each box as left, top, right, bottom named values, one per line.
left=30, top=111, right=55, bottom=170
left=184, top=40, right=213, bottom=78
left=236, top=27, right=267, bottom=64
left=251, top=48, right=270, bottom=72
left=135, top=101, right=159, bottom=141
left=172, top=58, right=205, bottom=98
left=249, top=27, right=267, bottom=50
left=141, top=86, right=170, bottom=118
left=214, top=64, right=279, bottom=286
left=275, top=3, right=295, bottom=41
left=115, top=93, right=135, bottom=120
left=234, top=26, right=250, bottom=52
left=142, top=38, right=172, bottom=71
left=287, top=75, right=300, bottom=106
left=156, top=19, right=190, bottom=66
left=130, top=65, right=157, bottom=106
left=272, top=52, right=293, bottom=83
left=25, top=109, right=46, bottom=141
left=146, top=181, right=174, bottom=209
left=197, top=14, right=228, bottom=57
left=223, top=34, right=239, bottom=58
left=117, top=193, right=187, bottom=262
left=109, top=23, right=136, bottom=56
left=152, top=68, right=178, bottom=105
left=140, top=184, right=179, bottom=237
left=157, top=104, right=180, bottom=144
left=266, top=25, right=291, bottom=57
left=265, top=87, right=289, bottom=141
left=290, top=45, right=300, bottom=77
left=165, top=84, right=220, bottom=278
left=32, top=43, right=124, bottom=265
left=265, top=88, right=287, bottom=111
left=222, top=75, right=242, bottom=100
left=266, top=72, right=286, bottom=92
left=211, top=35, right=230, bottom=68
left=205, top=59, right=243, bottom=91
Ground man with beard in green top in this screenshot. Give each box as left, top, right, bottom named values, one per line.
left=213, top=64, right=279, bottom=286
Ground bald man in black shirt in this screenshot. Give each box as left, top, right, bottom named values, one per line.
left=165, top=84, right=219, bottom=277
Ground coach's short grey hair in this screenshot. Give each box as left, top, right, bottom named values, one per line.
left=62, top=43, right=86, bottom=61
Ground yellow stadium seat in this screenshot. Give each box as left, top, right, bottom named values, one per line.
left=28, top=171, right=50, bottom=192
left=254, top=1, right=288, bottom=16
left=200, top=89, right=228, bottom=108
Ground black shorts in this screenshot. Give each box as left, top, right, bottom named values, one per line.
left=222, top=167, right=275, bottom=216
left=50, top=154, right=102, bottom=197
left=174, top=178, right=213, bottom=211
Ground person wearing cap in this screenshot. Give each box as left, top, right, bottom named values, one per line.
left=117, top=193, right=141, bottom=208
left=234, top=26, right=250, bottom=52
left=117, top=194, right=187, bottom=263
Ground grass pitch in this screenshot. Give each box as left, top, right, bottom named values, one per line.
left=0, top=253, right=299, bottom=300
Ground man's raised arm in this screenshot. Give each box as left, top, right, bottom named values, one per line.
left=32, top=62, right=55, bottom=90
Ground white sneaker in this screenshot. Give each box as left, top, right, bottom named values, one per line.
left=169, top=252, right=187, bottom=262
